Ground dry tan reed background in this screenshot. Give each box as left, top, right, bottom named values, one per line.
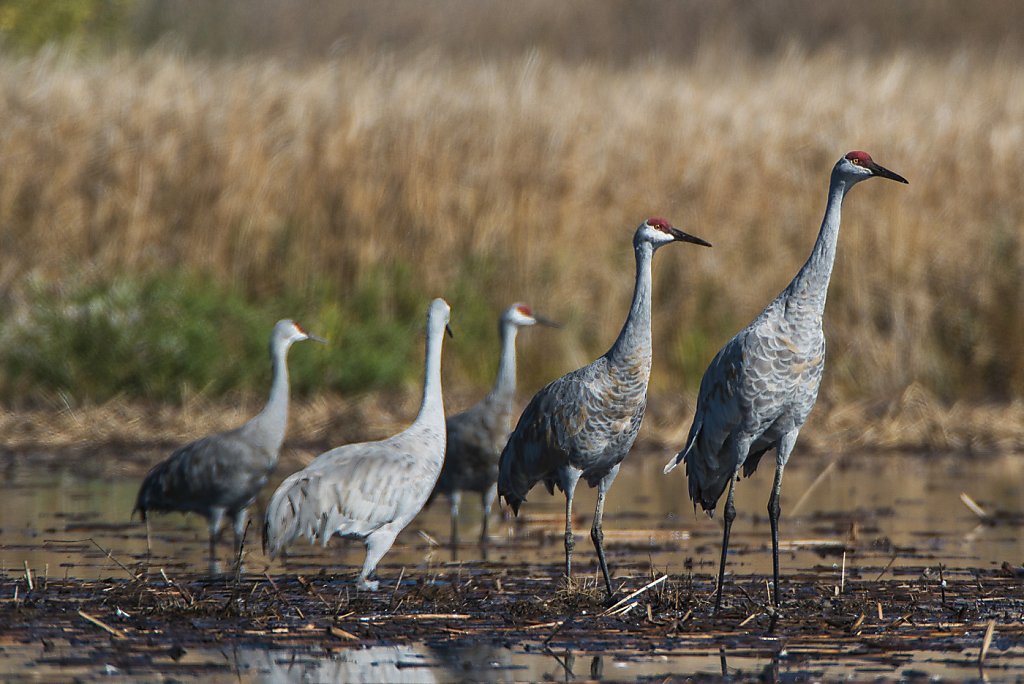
left=1, top=2, right=1023, bottom=447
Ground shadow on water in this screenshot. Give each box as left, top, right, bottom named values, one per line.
left=3, top=444, right=1024, bottom=680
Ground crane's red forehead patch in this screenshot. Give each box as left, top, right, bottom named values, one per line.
left=516, top=304, right=533, bottom=316
left=646, top=217, right=672, bottom=232
left=845, top=150, right=873, bottom=164
left=293, top=322, right=308, bottom=334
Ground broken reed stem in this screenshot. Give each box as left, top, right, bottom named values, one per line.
left=264, top=572, right=304, bottom=620
left=738, top=612, right=759, bottom=627
left=601, top=575, right=667, bottom=616
left=389, top=567, right=406, bottom=609
left=840, top=551, right=846, bottom=594
left=79, top=610, right=127, bottom=639
left=875, top=552, right=898, bottom=581
left=232, top=520, right=250, bottom=584
left=980, top=619, right=996, bottom=665
left=44, top=538, right=141, bottom=581
left=159, top=568, right=194, bottom=605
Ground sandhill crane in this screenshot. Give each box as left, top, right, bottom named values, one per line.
left=664, top=151, right=908, bottom=611
left=499, top=219, right=711, bottom=596
left=427, top=303, right=559, bottom=550
left=134, top=319, right=324, bottom=561
left=263, top=298, right=452, bottom=590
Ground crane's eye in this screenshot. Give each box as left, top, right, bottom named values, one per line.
left=850, top=158, right=861, bottom=166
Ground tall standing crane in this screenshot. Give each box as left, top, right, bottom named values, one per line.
left=134, top=319, right=324, bottom=562
left=263, top=299, right=452, bottom=590
left=664, top=151, right=908, bottom=611
left=499, top=219, right=711, bottom=596
left=428, top=303, right=559, bottom=550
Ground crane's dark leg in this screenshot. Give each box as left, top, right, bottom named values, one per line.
left=714, top=474, right=739, bottom=613
left=561, top=471, right=581, bottom=582
left=768, top=432, right=797, bottom=607
left=480, top=483, right=498, bottom=547
left=591, top=465, right=620, bottom=597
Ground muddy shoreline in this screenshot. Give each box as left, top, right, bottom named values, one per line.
left=3, top=560, right=1022, bottom=680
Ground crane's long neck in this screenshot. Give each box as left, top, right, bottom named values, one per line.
left=487, top=321, right=518, bottom=405
left=413, top=326, right=446, bottom=428
left=607, top=241, right=654, bottom=366
left=248, top=340, right=291, bottom=454
left=785, top=173, right=849, bottom=320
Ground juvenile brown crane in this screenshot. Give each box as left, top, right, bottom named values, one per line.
left=664, top=151, right=908, bottom=611
left=499, top=218, right=711, bottom=596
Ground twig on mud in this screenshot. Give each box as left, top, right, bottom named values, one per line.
left=601, top=575, right=667, bottom=617
left=979, top=619, right=996, bottom=665
left=232, top=521, right=249, bottom=584
left=388, top=567, right=406, bottom=610
left=840, top=551, right=847, bottom=595
left=297, top=576, right=330, bottom=608
left=160, top=568, right=194, bottom=605
left=738, top=612, right=759, bottom=627
left=328, top=625, right=359, bottom=640
left=264, top=572, right=304, bottom=620
left=874, top=551, right=898, bottom=581
left=23, top=561, right=33, bottom=591
left=79, top=610, right=127, bottom=639
left=543, top=612, right=579, bottom=646
left=848, top=613, right=865, bottom=633
left=888, top=613, right=911, bottom=629
left=46, top=538, right=141, bottom=581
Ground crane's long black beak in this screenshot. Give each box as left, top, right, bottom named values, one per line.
left=668, top=226, right=712, bottom=248
left=308, top=333, right=327, bottom=344
left=534, top=315, right=561, bottom=328
left=869, top=161, right=909, bottom=184
left=445, top=324, right=454, bottom=338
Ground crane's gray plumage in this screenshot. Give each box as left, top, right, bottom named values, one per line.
left=263, top=298, right=452, bottom=591
left=427, top=303, right=557, bottom=549
left=134, top=319, right=323, bottom=561
left=499, top=218, right=711, bottom=596
left=664, top=151, right=908, bottom=610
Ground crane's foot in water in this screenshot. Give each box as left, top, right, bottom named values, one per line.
left=357, top=576, right=380, bottom=591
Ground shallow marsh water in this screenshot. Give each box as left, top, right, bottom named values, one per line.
left=2, top=444, right=1024, bottom=681
left=3, top=445, right=1022, bottom=579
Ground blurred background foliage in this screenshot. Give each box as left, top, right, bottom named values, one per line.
left=0, top=1, right=1021, bottom=409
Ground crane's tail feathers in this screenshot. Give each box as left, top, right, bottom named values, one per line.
left=500, top=492, right=523, bottom=516
left=263, top=475, right=319, bottom=559
left=131, top=501, right=146, bottom=522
